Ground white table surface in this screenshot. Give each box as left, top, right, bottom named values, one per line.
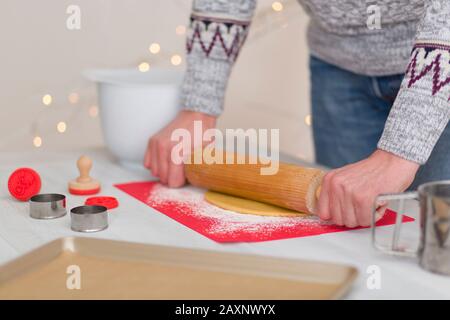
left=1, top=147, right=449, bottom=299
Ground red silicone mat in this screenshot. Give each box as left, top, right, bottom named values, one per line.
left=115, top=181, right=414, bottom=243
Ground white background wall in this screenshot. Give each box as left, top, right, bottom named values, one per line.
left=0, top=0, right=313, bottom=161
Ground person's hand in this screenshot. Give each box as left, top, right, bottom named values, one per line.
left=316, top=149, right=420, bottom=227
left=144, top=110, right=216, bottom=187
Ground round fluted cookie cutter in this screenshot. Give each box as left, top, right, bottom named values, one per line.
left=29, top=193, right=67, bottom=219
left=70, top=205, right=108, bottom=232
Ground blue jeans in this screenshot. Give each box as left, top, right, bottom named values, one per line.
left=310, top=55, right=450, bottom=190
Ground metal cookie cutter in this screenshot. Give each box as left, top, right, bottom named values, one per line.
left=29, top=193, right=67, bottom=219
left=71, top=205, right=108, bottom=232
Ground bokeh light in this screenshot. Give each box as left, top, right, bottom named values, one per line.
left=149, top=43, right=161, bottom=54
left=42, top=94, right=52, bottom=106
left=272, top=1, right=283, bottom=11
left=171, top=54, right=182, bottom=66
left=57, top=121, right=67, bottom=133
left=138, top=62, right=150, bottom=72
left=33, top=136, right=42, bottom=147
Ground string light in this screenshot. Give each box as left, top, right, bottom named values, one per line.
left=68, top=92, right=79, bottom=104
left=148, top=43, right=161, bottom=54
left=175, top=25, right=186, bottom=35
left=25, top=1, right=294, bottom=151
left=89, top=105, right=99, bottom=117
left=57, top=121, right=67, bottom=133
left=170, top=54, right=182, bottom=66
left=42, top=94, right=52, bottom=106
left=33, top=136, right=42, bottom=148
left=272, top=1, right=283, bottom=12
left=304, top=114, right=312, bottom=126
left=138, top=62, right=150, bottom=72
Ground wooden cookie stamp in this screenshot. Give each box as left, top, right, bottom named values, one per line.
left=68, top=155, right=101, bottom=195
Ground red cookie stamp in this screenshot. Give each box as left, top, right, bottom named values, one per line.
left=8, top=168, right=41, bottom=201
left=85, top=196, right=119, bottom=210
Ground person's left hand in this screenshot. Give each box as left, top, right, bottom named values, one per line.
left=316, top=149, right=420, bottom=228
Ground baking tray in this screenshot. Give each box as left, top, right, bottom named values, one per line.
left=0, top=237, right=357, bottom=299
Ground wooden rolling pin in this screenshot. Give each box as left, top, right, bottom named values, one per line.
left=185, top=150, right=325, bottom=214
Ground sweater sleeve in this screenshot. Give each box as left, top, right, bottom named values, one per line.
left=378, top=0, right=450, bottom=164
left=180, top=0, right=257, bottom=116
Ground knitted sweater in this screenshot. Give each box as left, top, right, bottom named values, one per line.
left=180, top=0, right=450, bottom=165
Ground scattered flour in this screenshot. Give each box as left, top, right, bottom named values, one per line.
left=145, top=184, right=330, bottom=236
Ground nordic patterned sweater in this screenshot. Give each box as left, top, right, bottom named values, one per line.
left=180, top=0, right=450, bottom=165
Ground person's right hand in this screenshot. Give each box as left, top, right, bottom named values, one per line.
left=144, top=110, right=217, bottom=187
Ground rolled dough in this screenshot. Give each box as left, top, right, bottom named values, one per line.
left=204, top=191, right=307, bottom=217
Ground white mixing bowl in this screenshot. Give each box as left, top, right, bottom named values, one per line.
left=85, top=68, right=182, bottom=170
